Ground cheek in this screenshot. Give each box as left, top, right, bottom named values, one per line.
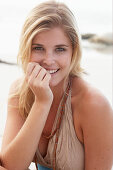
left=61, top=55, right=71, bottom=68
left=30, top=53, right=41, bottom=62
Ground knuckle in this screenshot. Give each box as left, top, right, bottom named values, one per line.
left=42, top=68, right=47, bottom=72
left=47, top=73, right=51, bottom=78
left=28, top=62, right=33, bottom=68
left=35, top=64, right=41, bottom=71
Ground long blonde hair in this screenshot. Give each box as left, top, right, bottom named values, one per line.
left=16, top=0, right=84, bottom=118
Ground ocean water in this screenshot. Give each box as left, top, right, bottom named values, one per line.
left=0, top=0, right=112, bottom=169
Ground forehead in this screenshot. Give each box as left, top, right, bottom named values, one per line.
left=32, top=27, right=71, bottom=45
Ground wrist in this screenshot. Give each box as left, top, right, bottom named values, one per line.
left=33, top=98, right=52, bottom=111
left=34, top=96, right=53, bottom=106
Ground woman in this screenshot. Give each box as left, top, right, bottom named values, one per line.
left=1, top=1, right=113, bottom=170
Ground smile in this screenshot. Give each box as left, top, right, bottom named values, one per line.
left=47, top=69, right=59, bottom=74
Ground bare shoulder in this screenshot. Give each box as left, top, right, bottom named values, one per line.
left=9, top=76, right=24, bottom=95
left=8, top=76, right=24, bottom=107
left=71, top=76, right=113, bottom=169
left=71, top=76, right=113, bottom=116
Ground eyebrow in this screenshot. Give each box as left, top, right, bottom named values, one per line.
left=32, top=44, right=43, bottom=46
left=55, top=44, right=69, bottom=47
left=32, top=43, right=69, bottom=47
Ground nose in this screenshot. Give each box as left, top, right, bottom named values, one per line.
left=43, top=52, right=55, bottom=65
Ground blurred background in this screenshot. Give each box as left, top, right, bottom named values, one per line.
left=0, top=0, right=112, bottom=169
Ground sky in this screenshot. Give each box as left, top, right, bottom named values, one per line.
left=0, top=0, right=112, bottom=33
left=0, top=0, right=112, bottom=23
left=0, top=0, right=112, bottom=62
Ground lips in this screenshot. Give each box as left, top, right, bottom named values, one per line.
left=47, top=69, right=60, bottom=74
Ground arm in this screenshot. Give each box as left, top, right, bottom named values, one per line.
left=74, top=91, right=113, bottom=170
left=1, top=63, right=53, bottom=170
left=81, top=94, right=113, bottom=170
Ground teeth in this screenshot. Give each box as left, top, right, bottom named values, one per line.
left=47, top=69, right=59, bottom=74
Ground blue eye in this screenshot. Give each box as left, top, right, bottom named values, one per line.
left=56, top=48, right=66, bottom=52
left=32, top=46, right=44, bottom=51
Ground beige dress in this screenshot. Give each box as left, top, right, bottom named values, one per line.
left=36, top=89, right=84, bottom=170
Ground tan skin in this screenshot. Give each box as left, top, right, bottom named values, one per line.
left=1, top=27, right=113, bottom=170
left=0, top=157, right=7, bottom=170
left=0, top=166, right=7, bottom=170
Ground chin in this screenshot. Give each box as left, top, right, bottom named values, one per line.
left=49, top=79, right=59, bottom=87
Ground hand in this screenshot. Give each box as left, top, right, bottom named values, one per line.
left=26, top=62, right=53, bottom=105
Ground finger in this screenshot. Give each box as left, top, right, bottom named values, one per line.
left=28, top=65, right=42, bottom=83
left=26, top=62, right=39, bottom=77
left=43, top=72, right=51, bottom=86
left=35, top=67, right=47, bottom=81
left=26, top=63, right=41, bottom=83
left=30, top=64, right=42, bottom=79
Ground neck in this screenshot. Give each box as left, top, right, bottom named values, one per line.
left=50, top=77, right=69, bottom=101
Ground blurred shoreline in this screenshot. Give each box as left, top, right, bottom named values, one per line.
left=82, top=32, right=113, bottom=54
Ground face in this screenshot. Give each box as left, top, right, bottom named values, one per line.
left=30, top=27, right=72, bottom=87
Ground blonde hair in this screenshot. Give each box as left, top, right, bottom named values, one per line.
left=17, top=0, right=84, bottom=118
